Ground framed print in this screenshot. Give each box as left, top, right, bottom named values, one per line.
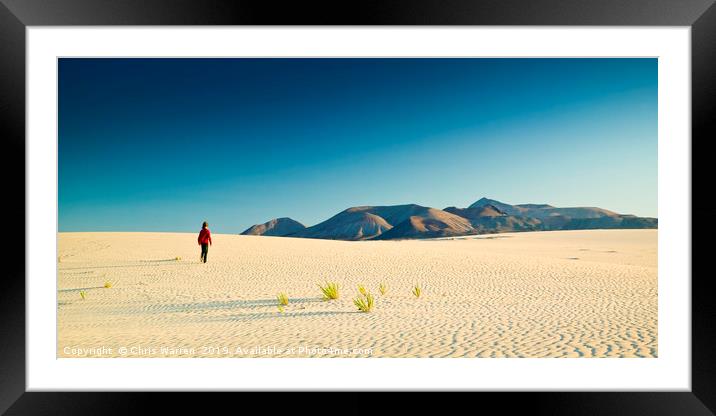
left=2, top=0, right=714, bottom=414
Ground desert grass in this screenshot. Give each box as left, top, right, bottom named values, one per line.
left=353, top=292, right=374, bottom=313
left=412, top=284, right=422, bottom=298
left=379, top=283, right=387, bottom=296
left=277, top=292, right=289, bottom=306
left=358, top=284, right=368, bottom=296
left=318, top=282, right=339, bottom=300
left=104, top=281, right=112, bottom=288
left=79, top=290, right=86, bottom=300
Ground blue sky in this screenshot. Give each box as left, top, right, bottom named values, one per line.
left=59, top=58, right=657, bottom=233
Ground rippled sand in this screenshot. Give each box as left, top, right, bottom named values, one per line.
left=57, top=230, right=657, bottom=358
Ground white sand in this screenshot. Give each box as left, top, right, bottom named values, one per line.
left=57, top=230, right=657, bottom=358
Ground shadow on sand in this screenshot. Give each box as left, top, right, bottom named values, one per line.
left=196, top=310, right=362, bottom=322
left=58, top=260, right=187, bottom=271
left=145, top=297, right=327, bottom=314
left=58, top=286, right=105, bottom=292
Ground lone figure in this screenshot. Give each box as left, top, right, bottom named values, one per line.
left=197, top=221, right=212, bottom=263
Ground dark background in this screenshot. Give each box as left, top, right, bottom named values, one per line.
left=1, top=0, right=714, bottom=415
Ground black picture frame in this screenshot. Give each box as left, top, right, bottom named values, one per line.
left=1, top=0, right=713, bottom=414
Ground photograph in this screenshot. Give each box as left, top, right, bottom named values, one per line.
left=57, top=57, right=658, bottom=359
left=2, top=0, right=710, bottom=410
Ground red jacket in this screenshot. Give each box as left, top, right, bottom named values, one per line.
left=198, top=228, right=212, bottom=245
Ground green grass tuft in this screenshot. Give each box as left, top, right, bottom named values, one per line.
left=277, top=292, right=289, bottom=306
left=378, top=283, right=387, bottom=296
left=353, top=292, right=374, bottom=313
left=358, top=284, right=368, bottom=297
left=412, top=284, right=422, bottom=298
left=318, top=282, right=340, bottom=300
left=79, top=290, right=86, bottom=300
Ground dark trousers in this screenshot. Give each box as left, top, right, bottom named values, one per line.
left=201, top=244, right=208, bottom=263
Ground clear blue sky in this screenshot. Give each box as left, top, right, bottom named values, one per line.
left=59, top=58, right=657, bottom=233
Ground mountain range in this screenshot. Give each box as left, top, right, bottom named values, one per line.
left=240, top=197, right=657, bottom=241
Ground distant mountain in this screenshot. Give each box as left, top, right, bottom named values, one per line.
left=461, top=197, right=655, bottom=231
left=243, top=197, right=656, bottom=241
left=289, top=208, right=393, bottom=240
left=514, top=203, right=555, bottom=209
left=344, top=204, right=440, bottom=226
left=524, top=207, right=619, bottom=219
left=241, top=217, right=305, bottom=237
left=289, top=204, right=473, bottom=241
left=469, top=197, right=619, bottom=219
left=445, top=205, right=542, bottom=232
left=560, top=215, right=658, bottom=230
left=444, top=204, right=506, bottom=219
left=468, top=197, right=523, bottom=216
left=372, top=208, right=475, bottom=240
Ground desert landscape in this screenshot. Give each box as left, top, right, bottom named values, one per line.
left=58, top=59, right=658, bottom=359
left=57, top=229, right=657, bottom=358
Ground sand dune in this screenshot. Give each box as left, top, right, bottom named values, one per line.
left=57, top=230, right=657, bottom=358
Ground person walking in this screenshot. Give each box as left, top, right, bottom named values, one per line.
left=197, top=221, right=212, bottom=263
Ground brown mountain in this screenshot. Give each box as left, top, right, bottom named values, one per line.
left=444, top=205, right=542, bottom=232
left=443, top=204, right=506, bottom=219
left=290, top=204, right=476, bottom=241
left=289, top=209, right=392, bottom=240
left=462, top=197, right=655, bottom=231
left=373, top=208, right=475, bottom=240
left=469, top=197, right=619, bottom=219
left=241, top=217, right=306, bottom=237
left=560, top=215, right=658, bottom=230
left=468, top=197, right=524, bottom=215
